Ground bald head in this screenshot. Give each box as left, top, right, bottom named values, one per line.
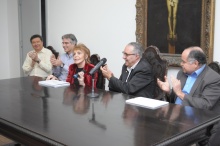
left=183, top=46, right=206, bottom=65
left=186, top=46, right=204, bottom=53
left=181, top=46, right=207, bottom=74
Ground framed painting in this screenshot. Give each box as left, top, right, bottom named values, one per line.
left=136, top=0, right=215, bottom=66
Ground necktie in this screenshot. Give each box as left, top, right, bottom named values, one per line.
left=126, top=69, right=133, bottom=82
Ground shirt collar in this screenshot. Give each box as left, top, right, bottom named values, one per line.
left=66, top=52, right=73, bottom=58
left=127, top=59, right=140, bottom=71
left=190, top=64, right=206, bottom=77
left=39, top=47, right=45, bottom=53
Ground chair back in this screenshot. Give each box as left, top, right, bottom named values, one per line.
left=90, top=54, right=105, bottom=89
left=208, top=61, right=220, bottom=74
left=143, top=46, right=168, bottom=100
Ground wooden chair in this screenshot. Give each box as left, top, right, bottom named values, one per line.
left=143, top=46, right=168, bottom=100
left=208, top=61, right=220, bottom=74
left=90, top=54, right=105, bottom=89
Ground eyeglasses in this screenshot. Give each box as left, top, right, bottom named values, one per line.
left=122, top=52, right=136, bottom=57
left=62, top=42, right=71, bottom=45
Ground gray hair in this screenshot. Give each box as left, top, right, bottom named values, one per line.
left=186, top=46, right=207, bottom=65
left=127, top=42, right=143, bottom=58
left=62, top=33, right=77, bottom=45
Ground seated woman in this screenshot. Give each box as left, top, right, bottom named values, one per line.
left=46, top=45, right=59, bottom=59
left=47, top=43, right=98, bottom=87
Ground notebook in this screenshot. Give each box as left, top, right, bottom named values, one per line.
left=38, top=80, right=70, bottom=88
left=126, top=97, right=168, bottom=109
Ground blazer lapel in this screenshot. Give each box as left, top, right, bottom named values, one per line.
left=179, top=73, right=187, bottom=89
left=189, top=66, right=208, bottom=95
left=121, top=66, right=129, bottom=82
left=127, top=60, right=141, bottom=82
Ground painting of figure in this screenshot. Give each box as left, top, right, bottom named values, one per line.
left=147, top=0, right=202, bottom=54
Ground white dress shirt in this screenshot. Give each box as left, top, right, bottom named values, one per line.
left=126, top=60, right=140, bottom=82
left=22, top=47, right=53, bottom=78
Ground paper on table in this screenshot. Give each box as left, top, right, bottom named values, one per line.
left=38, top=80, right=70, bottom=88
left=126, top=97, right=168, bottom=109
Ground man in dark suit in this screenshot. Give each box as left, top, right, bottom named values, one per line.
left=100, top=42, right=154, bottom=98
left=157, top=46, right=220, bottom=146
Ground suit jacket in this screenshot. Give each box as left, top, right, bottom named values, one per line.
left=66, top=63, right=98, bottom=88
left=168, top=65, right=220, bottom=110
left=109, top=58, right=154, bottom=98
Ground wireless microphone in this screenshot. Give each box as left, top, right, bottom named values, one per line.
left=89, top=58, right=107, bottom=75
left=73, top=70, right=86, bottom=78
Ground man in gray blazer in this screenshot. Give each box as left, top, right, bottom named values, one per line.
left=157, top=46, right=220, bottom=146
left=100, top=42, right=154, bottom=98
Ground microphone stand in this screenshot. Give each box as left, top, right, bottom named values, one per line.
left=87, top=74, right=99, bottom=98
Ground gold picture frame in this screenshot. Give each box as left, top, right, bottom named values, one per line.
left=136, top=0, right=215, bottom=66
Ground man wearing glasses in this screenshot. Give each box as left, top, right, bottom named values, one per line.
left=100, top=42, right=154, bottom=98
left=47, top=33, right=77, bottom=81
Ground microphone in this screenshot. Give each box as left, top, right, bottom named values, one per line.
left=89, top=58, right=107, bottom=75
left=73, top=70, right=86, bottom=78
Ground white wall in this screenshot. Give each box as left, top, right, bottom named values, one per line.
left=0, top=0, right=10, bottom=79
left=1, top=0, right=220, bottom=79
left=8, top=0, right=20, bottom=78
left=214, top=0, right=220, bottom=60
left=0, top=0, right=20, bottom=79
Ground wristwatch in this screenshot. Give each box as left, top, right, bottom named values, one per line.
left=36, top=59, right=40, bottom=64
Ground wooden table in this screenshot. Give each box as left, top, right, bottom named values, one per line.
left=0, top=76, right=219, bottom=146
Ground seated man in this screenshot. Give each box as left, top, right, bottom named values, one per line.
left=100, top=42, right=154, bottom=98
left=157, top=46, right=220, bottom=146
left=22, top=34, right=52, bottom=78
left=48, top=33, right=77, bottom=81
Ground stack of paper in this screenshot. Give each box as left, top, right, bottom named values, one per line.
left=38, top=80, right=70, bottom=88
left=126, top=97, right=168, bottom=109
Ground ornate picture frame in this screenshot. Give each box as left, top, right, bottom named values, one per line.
left=136, top=0, right=215, bottom=66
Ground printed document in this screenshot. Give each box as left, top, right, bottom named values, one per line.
left=126, top=97, right=168, bottom=109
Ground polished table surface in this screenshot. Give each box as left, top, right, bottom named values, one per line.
left=0, top=77, right=220, bottom=146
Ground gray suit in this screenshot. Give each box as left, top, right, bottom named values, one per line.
left=108, top=58, right=154, bottom=98
left=168, top=65, right=220, bottom=110
left=168, top=65, right=220, bottom=146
